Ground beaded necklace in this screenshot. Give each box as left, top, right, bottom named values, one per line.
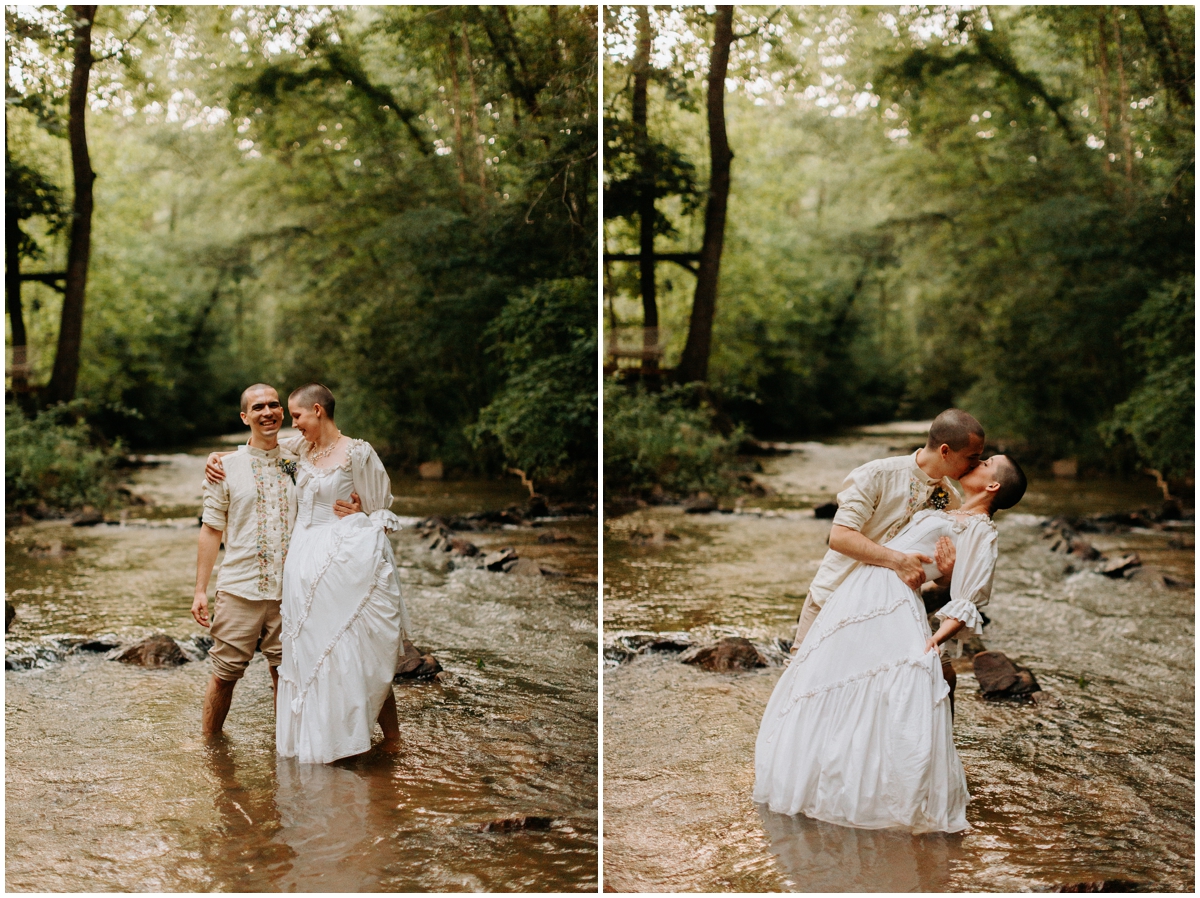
left=308, top=431, right=343, bottom=464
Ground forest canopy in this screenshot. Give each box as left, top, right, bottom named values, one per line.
left=7, top=5, right=597, bottom=493
left=603, top=5, right=1194, bottom=483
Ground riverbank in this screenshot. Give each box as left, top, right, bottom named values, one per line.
left=602, top=431, right=1194, bottom=892
left=6, top=449, right=599, bottom=891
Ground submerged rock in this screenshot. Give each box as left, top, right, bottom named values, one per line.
left=680, top=636, right=768, bottom=672
left=1100, top=553, right=1142, bottom=577
left=973, top=650, right=1040, bottom=699
left=75, top=634, right=124, bottom=653
left=536, top=530, right=576, bottom=544
left=72, top=506, right=106, bottom=526
left=1052, top=880, right=1147, bottom=892
left=813, top=502, right=838, bottom=519
left=176, top=634, right=215, bottom=662
left=478, top=815, right=554, bottom=833
left=108, top=635, right=190, bottom=668
left=507, top=557, right=544, bottom=578
left=482, top=548, right=518, bottom=571
left=5, top=601, right=14, bottom=632
left=605, top=631, right=693, bottom=664
left=394, top=640, right=443, bottom=680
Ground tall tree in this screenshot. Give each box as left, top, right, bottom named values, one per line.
left=47, top=5, right=97, bottom=405
left=632, top=6, right=659, bottom=370
left=677, top=5, right=733, bottom=385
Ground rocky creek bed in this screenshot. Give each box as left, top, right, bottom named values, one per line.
left=603, top=431, right=1194, bottom=893
left=5, top=448, right=598, bottom=892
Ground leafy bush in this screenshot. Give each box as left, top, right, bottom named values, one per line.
left=604, top=380, right=745, bottom=497
left=470, top=278, right=598, bottom=492
left=1102, top=274, right=1195, bottom=481
left=5, top=403, right=124, bottom=514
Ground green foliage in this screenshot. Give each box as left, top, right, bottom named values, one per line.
left=604, top=6, right=1194, bottom=480
left=5, top=160, right=70, bottom=259
left=6, top=6, right=597, bottom=495
left=604, top=380, right=744, bottom=497
left=5, top=403, right=124, bottom=513
left=1103, top=275, right=1195, bottom=480
left=470, top=278, right=598, bottom=491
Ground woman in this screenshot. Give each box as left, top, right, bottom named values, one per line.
left=753, top=454, right=1026, bottom=833
left=274, top=383, right=411, bottom=764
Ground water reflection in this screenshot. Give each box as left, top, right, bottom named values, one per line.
left=5, top=453, right=597, bottom=892
left=273, top=758, right=374, bottom=890
left=756, top=804, right=964, bottom=892
left=603, top=434, right=1193, bottom=891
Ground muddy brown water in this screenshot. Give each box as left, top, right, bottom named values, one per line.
left=6, top=448, right=598, bottom=892
left=603, top=432, right=1194, bottom=893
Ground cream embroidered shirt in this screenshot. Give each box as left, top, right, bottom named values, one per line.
left=805, top=451, right=962, bottom=609
left=202, top=443, right=299, bottom=602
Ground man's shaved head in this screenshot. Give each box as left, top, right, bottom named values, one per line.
left=926, top=409, right=985, bottom=452
left=240, top=383, right=278, bottom=413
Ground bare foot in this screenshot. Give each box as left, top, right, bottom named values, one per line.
left=378, top=738, right=402, bottom=754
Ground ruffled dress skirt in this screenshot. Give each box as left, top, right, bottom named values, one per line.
left=753, top=564, right=970, bottom=833
left=276, top=513, right=407, bottom=764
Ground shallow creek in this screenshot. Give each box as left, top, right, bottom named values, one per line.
left=6, top=446, right=598, bottom=892
left=603, top=429, right=1193, bottom=892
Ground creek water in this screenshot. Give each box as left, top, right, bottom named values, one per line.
left=6, top=445, right=598, bottom=892
left=603, top=429, right=1194, bottom=893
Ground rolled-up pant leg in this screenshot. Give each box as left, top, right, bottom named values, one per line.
left=792, top=595, right=823, bottom=650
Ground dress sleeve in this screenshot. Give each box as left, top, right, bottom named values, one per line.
left=935, top=517, right=998, bottom=638
left=201, top=478, right=230, bottom=532
left=350, top=441, right=403, bottom=532
left=831, top=462, right=883, bottom=532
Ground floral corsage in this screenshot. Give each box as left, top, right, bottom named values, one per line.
left=927, top=485, right=950, bottom=510
left=280, top=459, right=298, bottom=484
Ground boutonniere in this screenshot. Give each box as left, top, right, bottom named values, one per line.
left=280, top=459, right=297, bottom=484
left=928, top=485, right=950, bottom=510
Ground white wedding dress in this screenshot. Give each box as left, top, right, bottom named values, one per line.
left=276, top=439, right=410, bottom=764
left=753, top=509, right=997, bottom=833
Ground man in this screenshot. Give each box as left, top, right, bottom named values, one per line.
left=793, top=409, right=987, bottom=697
left=192, top=383, right=358, bottom=735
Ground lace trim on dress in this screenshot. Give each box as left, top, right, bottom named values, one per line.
left=288, top=556, right=398, bottom=715
left=283, top=527, right=348, bottom=641
left=794, top=593, right=926, bottom=666
left=934, top=597, right=984, bottom=636
left=298, top=437, right=367, bottom=477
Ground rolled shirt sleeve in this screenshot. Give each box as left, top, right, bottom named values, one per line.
left=935, top=517, right=998, bottom=639
left=831, top=465, right=884, bottom=533
left=201, top=478, right=231, bottom=532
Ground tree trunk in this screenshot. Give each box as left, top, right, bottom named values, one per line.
left=633, top=5, right=658, bottom=369
left=1135, top=7, right=1193, bottom=111
left=47, top=5, right=97, bottom=405
left=1095, top=10, right=1114, bottom=176
left=5, top=172, right=29, bottom=393
left=677, top=6, right=733, bottom=385
left=446, top=30, right=469, bottom=202
left=1111, top=10, right=1136, bottom=185
left=461, top=24, right=488, bottom=193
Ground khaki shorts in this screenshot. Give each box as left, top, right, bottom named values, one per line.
left=208, top=591, right=283, bottom=681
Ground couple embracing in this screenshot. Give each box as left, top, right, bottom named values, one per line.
left=755, top=409, right=1027, bottom=833
left=192, top=382, right=411, bottom=764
